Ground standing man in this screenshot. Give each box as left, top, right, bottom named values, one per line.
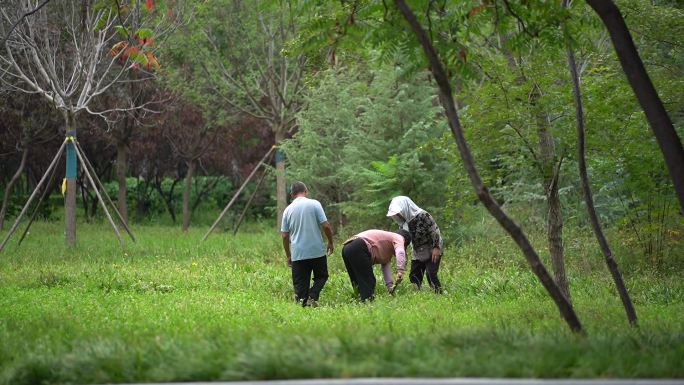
left=281, top=181, right=334, bottom=307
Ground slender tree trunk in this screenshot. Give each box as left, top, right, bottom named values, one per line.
left=546, top=176, right=569, bottom=301
left=153, top=175, right=179, bottom=224
left=566, top=43, right=638, bottom=326
left=191, top=177, right=220, bottom=212
left=182, top=159, right=196, bottom=232
left=531, top=86, right=571, bottom=303
left=275, top=129, right=287, bottom=230
left=395, top=0, right=583, bottom=333
left=79, top=173, right=90, bottom=219
left=501, top=41, right=569, bottom=298
left=137, top=176, right=152, bottom=222
left=586, top=0, right=684, bottom=212
left=166, top=180, right=178, bottom=224
left=90, top=187, right=99, bottom=219
left=116, top=140, right=129, bottom=225
left=64, top=110, right=77, bottom=246
left=0, top=146, right=29, bottom=231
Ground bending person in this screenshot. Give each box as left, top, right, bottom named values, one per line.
left=341, top=229, right=411, bottom=301
left=387, top=196, right=444, bottom=293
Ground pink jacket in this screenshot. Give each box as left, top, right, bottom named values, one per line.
left=348, top=229, right=407, bottom=287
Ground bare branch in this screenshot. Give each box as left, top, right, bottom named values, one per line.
left=1, top=0, right=51, bottom=47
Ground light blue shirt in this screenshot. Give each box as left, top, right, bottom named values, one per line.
left=281, top=196, right=328, bottom=261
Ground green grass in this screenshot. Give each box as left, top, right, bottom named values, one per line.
left=0, top=220, right=683, bottom=384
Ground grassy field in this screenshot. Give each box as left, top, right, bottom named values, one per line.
left=0, top=219, right=683, bottom=385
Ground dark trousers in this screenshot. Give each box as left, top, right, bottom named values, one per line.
left=341, top=238, right=375, bottom=301
left=409, top=257, right=442, bottom=292
left=291, top=256, right=328, bottom=301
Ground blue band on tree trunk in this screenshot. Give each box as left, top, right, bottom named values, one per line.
left=275, top=148, right=285, bottom=164
left=65, top=131, right=77, bottom=178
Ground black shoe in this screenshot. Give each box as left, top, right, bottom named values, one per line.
left=303, top=297, right=318, bottom=307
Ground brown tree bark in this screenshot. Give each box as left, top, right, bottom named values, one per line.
left=191, top=176, right=221, bottom=212
left=64, top=110, right=77, bottom=247
left=0, top=146, right=29, bottom=231
left=395, top=0, right=583, bottom=333
left=116, top=139, right=129, bottom=225
left=531, top=86, right=571, bottom=303
left=566, top=42, right=638, bottom=326
left=546, top=169, right=569, bottom=302
left=154, top=175, right=179, bottom=224
left=275, top=129, right=287, bottom=230
left=182, top=159, right=196, bottom=232
left=586, top=0, right=684, bottom=212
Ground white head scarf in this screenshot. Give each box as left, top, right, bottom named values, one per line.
left=386, top=196, right=425, bottom=228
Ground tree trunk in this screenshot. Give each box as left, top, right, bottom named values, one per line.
left=501, top=41, right=569, bottom=298
left=566, top=43, right=638, bottom=326
left=547, top=170, right=569, bottom=303
left=395, top=0, right=583, bottom=333
left=182, top=159, right=196, bottom=232
left=586, top=0, right=684, bottom=212
left=116, top=140, right=129, bottom=225
left=90, top=185, right=99, bottom=219
left=531, top=86, right=571, bottom=304
left=275, top=129, right=287, bottom=230
left=153, top=175, right=179, bottom=224
left=78, top=172, right=91, bottom=219
left=64, top=110, right=77, bottom=247
left=191, top=176, right=221, bottom=212
left=0, top=146, right=29, bottom=231
left=136, top=176, right=152, bottom=222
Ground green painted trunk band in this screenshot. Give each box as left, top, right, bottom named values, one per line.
left=65, top=132, right=77, bottom=178
left=275, top=148, right=286, bottom=164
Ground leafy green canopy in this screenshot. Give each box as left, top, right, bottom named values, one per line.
left=281, top=61, right=449, bottom=233
left=289, top=0, right=682, bottom=258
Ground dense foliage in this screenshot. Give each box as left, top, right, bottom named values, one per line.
left=281, top=62, right=450, bottom=232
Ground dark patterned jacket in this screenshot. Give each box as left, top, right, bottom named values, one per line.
left=407, top=211, right=442, bottom=261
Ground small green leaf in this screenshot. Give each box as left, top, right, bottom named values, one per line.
left=136, top=28, right=154, bottom=39
left=129, top=51, right=148, bottom=65
left=115, top=25, right=129, bottom=38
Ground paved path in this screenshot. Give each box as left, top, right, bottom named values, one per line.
left=109, top=378, right=684, bottom=385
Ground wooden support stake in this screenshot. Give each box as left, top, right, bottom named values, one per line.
left=233, top=167, right=270, bottom=236
left=0, top=140, right=66, bottom=254
left=73, top=141, right=125, bottom=248
left=17, top=149, right=62, bottom=247
left=202, top=146, right=276, bottom=242
left=75, top=140, right=136, bottom=242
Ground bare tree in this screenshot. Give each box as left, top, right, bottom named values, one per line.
left=202, top=0, right=305, bottom=229
left=0, top=1, right=164, bottom=245
left=0, top=0, right=50, bottom=47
